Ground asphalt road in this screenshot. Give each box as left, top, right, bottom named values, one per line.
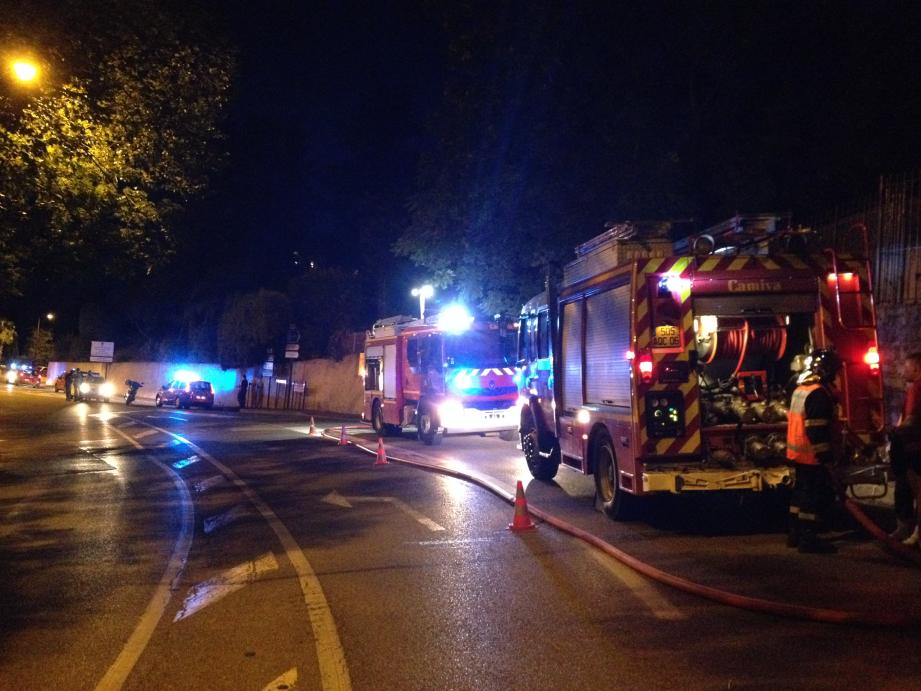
left=3, top=385, right=921, bottom=690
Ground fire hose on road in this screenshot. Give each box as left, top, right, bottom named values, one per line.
left=323, top=425, right=921, bottom=628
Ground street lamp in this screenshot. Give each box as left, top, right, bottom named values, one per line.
left=411, top=284, right=434, bottom=321
left=9, top=58, right=39, bottom=84
left=36, top=312, right=54, bottom=336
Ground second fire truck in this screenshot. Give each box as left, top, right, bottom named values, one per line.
left=518, top=215, right=884, bottom=518
left=362, top=306, right=520, bottom=444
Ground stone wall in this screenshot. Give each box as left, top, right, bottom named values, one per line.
left=46, top=354, right=363, bottom=415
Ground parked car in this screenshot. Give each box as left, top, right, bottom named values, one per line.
left=19, top=366, right=45, bottom=387
left=5, top=364, right=42, bottom=386
left=155, top=380, right=214, bottom=409
left=75, top=372, right=115, bottom=402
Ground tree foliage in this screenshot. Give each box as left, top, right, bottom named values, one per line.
left=26, top=326, right=54, bottom=364
left=0, top=319, right=17, bottom=360
left=217, top=290, right=290, bottom=368
left=0, top=3, right=233, bottom=299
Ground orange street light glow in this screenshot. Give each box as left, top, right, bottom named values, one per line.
left=11, top=60, right=39, bottom=82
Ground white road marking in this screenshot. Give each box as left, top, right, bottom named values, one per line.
left=79, top=438, right=121, bottom=449
left=322, top=490, right=445, bottom=532
left=193, top=475, right=226, bottom=494
left=173, top=552, right=279, bottom=622
left=133, top=429, right=158, bottom=440
left=95, top=423, right=194, bottom=691
left=286, top=426, right=312, bottom=435
left=138, top=423, right=352, bottom=690
left=263, top=667, right=298, bottom=691
left=203, top=504, right=251, bottom=534
left=412, top=537, right=496, bottom=546
left=587, top=548, right=686, bottom=621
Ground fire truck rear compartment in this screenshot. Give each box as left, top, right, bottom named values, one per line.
left=692, top=293, right=816, bottom=473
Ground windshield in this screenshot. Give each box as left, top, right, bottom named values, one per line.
left=444, top=327, right=517, bottom=368
left=190, top=381, right=212, bottom=392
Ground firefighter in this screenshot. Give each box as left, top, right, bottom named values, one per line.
left=786, top=348, right=842, bottom=554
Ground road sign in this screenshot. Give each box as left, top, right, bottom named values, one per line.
left=90, top=341, right=114, bottom=363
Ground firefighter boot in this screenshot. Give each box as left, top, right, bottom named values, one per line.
left=797, top=524, right=837, bottom=554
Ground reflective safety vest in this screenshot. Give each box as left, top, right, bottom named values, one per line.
left=786, top=383, right=831, bottom=465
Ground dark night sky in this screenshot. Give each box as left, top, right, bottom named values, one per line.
left=212, top=2, right=921, bottom=265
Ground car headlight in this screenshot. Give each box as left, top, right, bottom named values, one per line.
left=100, top=382, right=115, bottom=398
left=5, top=370, right=16, bottom=384
left=437, top=399, right=465, bottom=426
left=79, top=382, right=90, bottom=394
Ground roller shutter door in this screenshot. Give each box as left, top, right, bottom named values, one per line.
left=383, top=344, right=397, bottom=398
left=561, top=300, right=584, bottom=410
left=585, top=284, right=632, bottom=406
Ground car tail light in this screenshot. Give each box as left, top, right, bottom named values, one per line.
left=864, top=346, right=880, bottom=372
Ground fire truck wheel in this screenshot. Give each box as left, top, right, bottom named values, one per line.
left=521, top=413, right=560, bottom=481
left=417, top=407, right=441, bottom=445
left=593, top=434, right=634, bottom=520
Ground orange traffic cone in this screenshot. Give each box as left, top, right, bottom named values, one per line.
left=374, top=437, right=389, bottom=466
left=338, top=424, right=348, bottom=446
left=308, top=416, right=317, bottom=436
left=508, top=480, right=536, bottom=531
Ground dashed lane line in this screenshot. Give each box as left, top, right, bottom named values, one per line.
left=95, top=422, right=194, bottom=691
left=193, top=475, right=226, bottom=494
left=203, top=504, right=251, bottom=534
left=130, top=420, right=352, bottom=691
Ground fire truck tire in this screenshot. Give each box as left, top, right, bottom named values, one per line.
left=521, top=412, right=560, bottom=481
left=593, top=434, right=634, bottom=520
left=417, top=406, right=441, bottom=445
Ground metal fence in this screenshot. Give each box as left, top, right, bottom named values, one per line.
left=812, top=171, right=921, bottom=304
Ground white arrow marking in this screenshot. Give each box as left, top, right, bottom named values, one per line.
left=322, top=491, right=445, bottom=531
left=133, top=429, right=158, bottom=439
left=174, top=552, right=279, bottom=622
left=262, top=667, right=298, bottom=691
left=203, top=504, right=251, bottom=534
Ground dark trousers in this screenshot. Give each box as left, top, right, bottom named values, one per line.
left=890, top=430, right=918, bottom=522
left=791, top=463, right=832, bottom=526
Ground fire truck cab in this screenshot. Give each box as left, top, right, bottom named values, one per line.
left=519, top=215, right=884, bottom=519
left=362, top=307, right=520, bottom=445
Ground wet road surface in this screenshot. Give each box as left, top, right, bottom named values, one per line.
left=3, top=386, right=921, bottom=690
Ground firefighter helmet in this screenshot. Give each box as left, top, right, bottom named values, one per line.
left=807, top=348, right=842, bottom=381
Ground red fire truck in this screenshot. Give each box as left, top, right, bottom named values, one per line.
left=518, top=215, right=884, bottom=519
left=362, top=306, right=520, bottom=445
